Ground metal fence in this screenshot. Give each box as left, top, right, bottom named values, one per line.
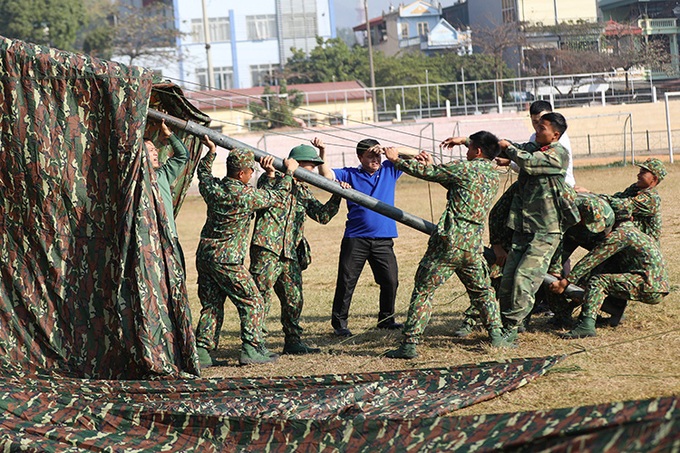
left=571, top=128, right=680, bottom=163
left=372, top=71, right=655, bottom=121
left=245, top=69, right=678, bottom=167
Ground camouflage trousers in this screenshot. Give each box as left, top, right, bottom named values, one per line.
left=499, top=231, right=561, bottom=328
left=249, top=245, right=305, bottom=341
left=581, top=273, right=665, bottom=319
left=194, top=258, right=265, bottom=351
left=403, top=243, right=502, bottom=345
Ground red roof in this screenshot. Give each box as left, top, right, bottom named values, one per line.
left=604, top=19, right=642, bottom=36
left=353, top=16, right=385, bottom=32
left=186, top=81, right=371, bottom=110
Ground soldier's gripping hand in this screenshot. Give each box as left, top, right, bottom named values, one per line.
left=383, top=146, right=399, bottom=162
left=548, top=278, right=569, bottom=295
left=202, top=135, right=216, bottom=154
left=283, top=158, right=299, bottom=175
left=498, top=139, right=511, bottom=149
left=260, top=155, right=276, bottom=177
left=311, top=137, right=325, bottom=152
left=415, top=150, right=433, bottom=165
left=440, top=136, right=466, bottom=149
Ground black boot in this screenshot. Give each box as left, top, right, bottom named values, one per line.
left=599, top=297, right=627, bottom=327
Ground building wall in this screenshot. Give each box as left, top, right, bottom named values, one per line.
left=201, top=98, right=374, bottom=136
left=466, top=0, right=598, bottom=28
left=118, top=0, right=334, bottom=90
left=517, top=0, right=598, bottom=25
left=466, top=0, right=503, bottom=30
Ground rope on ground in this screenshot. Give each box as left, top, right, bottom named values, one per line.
left=565, top=327, right=680, bottom=357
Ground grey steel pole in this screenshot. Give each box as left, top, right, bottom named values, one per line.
left=200, top=0, right=215, bottom=89
left=149, top=108, right=579, bottom=296
left=542, top=274, right=585, bottom=300
left=148, top=109, right=437, bottom=235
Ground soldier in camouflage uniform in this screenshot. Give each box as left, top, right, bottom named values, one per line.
left=194, top=138, right=299, bottom=367
left=573, top=157, right=666, bottom=324
left=250, top=144, right=346, bottom=355
left=544, top=194, right=615, bottom=328
left=549, top=220, right=669, bottom=338
left=498, top=112, right=580, bottom=343
left=144, top=119, right=188, bottom=267
left=453, top=181, right=517, bottom=337
left=576, top=157, right=665, bottom=243
left=454, top=101, right=576, bottom=337
left=383, top=131, right=513, bottom=360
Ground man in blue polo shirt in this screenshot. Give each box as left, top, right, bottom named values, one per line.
left=313, top=137, right=403, bottom=337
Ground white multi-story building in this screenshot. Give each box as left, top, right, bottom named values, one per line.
left=121, top=0, right=336, bottom=89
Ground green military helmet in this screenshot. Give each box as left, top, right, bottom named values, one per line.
left=288, top=144, right=324, bottom=165
left=227, top=147, right=255, bottom=171
left=637, top=157, right=667, bottom=182
left=575, top=193, right=615, bottom=233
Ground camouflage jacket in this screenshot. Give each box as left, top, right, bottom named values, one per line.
left=394, top=157, right=499, bottom=253
left=548, top=223, right=609, bottom=275
left=599, top=184, right=661, bottom=242
left=196, top=152, right=292, bottom=264
left=154, top=134, right=188, bottom=239
left=251, top=173, right=342, bottom=260
left=505, top=141, right=579, bottom=234
left=488, top=181, right=517, bottom=249
left=569, top=221, right=669, bottom=294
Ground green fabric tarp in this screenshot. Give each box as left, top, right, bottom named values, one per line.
left=0, top=35, right=207, bottom=379
left=0, top=355, right=677, bottom=451
left=1, top=36, right=679, bottom=452
left=0, top=355, right=564, bottom=451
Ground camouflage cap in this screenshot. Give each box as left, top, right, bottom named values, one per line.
left=575, top=194, right=615, bottom=233
left=637, top=158, right=666, bottom=182
left=227, top=148, right=255, bottom=171
left=288, top=144, right=324, bottom=164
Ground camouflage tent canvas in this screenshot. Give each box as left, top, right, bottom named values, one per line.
left=0, top=355, right=677, bottom=451
left=1, top=36, right=679, bottom=451
left=0, top=36, right=208, bottom=379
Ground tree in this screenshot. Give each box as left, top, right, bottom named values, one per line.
left=436, top=52, right=514, bottom=105
left=472, top=21, right=526, bottom=97
left=248, top=81, right=304, bottom=130
left=336, top=27, right=357, bottom=48
left=80, top=0, right=116, bottom=59
left=523, top=20, right=671, bottom=90
left=110, top=2, right=184, bottom=66
left=472, top=21, right=525, bottom=76
left=0, top=0, right=85, bottom=50
left=282, top=37, right=368, bottom=84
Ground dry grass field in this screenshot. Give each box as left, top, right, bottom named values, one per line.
left=175, top=159, right=680, bottom=416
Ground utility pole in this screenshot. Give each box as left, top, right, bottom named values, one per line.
left=201, top=0, right=215, bottom=89
left=364, top=0, right=377, bottom=121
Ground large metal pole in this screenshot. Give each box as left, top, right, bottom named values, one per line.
left=364, top=0, right=377, bottom=122
left=201, top=0, right=215, bottom=89
left=542, top=274, right=585, bottom=300
left=148, top=109, right=579, bottom=294
left=148, top=109, right=436, bottom=235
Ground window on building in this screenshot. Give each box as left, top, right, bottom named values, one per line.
left=250, top=64, right=275, bottom=86
left=247, top=15, right=277, bottom=40
left=400, top=23, right=409, bottom=38
left=281, top=13, right=317, bottom=38
left=196, top=66, right=234, bottom=90
left=191, top=17, right=231, bottom=42
left=417, top=22, right=429, bottom=37
left=502, top=0, right=517, bottom=23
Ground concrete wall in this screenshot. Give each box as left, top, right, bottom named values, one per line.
left=201, top=98, right=375, bottom=136
left=517, top=0, right=598, bottom=25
